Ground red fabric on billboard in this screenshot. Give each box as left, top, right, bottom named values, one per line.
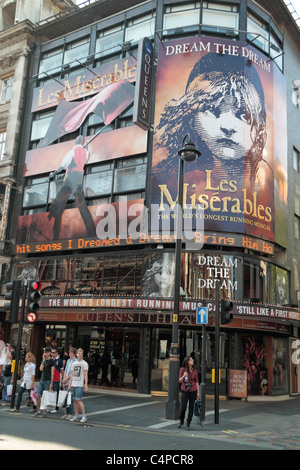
left=39, top=81, right=134, bottom=147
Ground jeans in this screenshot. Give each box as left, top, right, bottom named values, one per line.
left=52, top=382, right=60, bottom=411
left=3, top=376, right=11, bottom=402
left=179, top=390, right=197, bottom=426
left=15, top=386, right=36, bottom=411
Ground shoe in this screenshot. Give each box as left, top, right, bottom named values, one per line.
left=50, top=410, right=58, bottom=414
left=33, top=411, right=42, bottom=417
left=80, top=416, right=87, bottom=423
left=39, top=412, right=47, bottom=418
left=177, top=422, right=183, bottom=428
left=186, top=425, right=191, bottom=430
left=66, top=415, right=74, bottom=420
left=69, top=415, right=80, bottom=422
left=60, top=414, right=69, bottom=419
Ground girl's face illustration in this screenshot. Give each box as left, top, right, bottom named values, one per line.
left=194, top=94, right=254, bottom=161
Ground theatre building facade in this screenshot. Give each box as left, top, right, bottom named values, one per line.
left=1, top=0, right=300, bottom=397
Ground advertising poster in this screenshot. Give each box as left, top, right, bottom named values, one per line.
left=152, top=36, right=288, bottom=245
left=16, top=56, right=148, bottom=252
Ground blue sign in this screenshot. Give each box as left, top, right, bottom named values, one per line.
left=196, top=307, right=208, bottom=325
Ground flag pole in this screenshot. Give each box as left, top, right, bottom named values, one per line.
left=83, top=125, right=110, bottom=148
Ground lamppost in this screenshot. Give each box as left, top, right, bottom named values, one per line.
left=166, top=134, right=201, bottom=420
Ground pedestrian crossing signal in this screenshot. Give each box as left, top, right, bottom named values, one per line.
left=27, top=281, right=41, bottom=317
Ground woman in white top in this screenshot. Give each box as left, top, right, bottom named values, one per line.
left=14, top=352, right=36, bottom=412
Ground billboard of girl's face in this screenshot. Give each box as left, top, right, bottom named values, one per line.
left=152, top=36, right=287, bottom=246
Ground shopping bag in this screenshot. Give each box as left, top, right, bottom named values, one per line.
left=66, top=391, right=72, bottom=407
left=30, top=386, right=37, bottom=406
left=6, top=384, right=12, bottom=396
left=40, top=390, right=57, bottom=410
left=58, top=390, right=68, bottom=407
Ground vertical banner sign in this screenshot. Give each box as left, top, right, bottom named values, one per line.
left=0, top=181, right=10, bottom=241
left=133, top=37, right=154, bottom=130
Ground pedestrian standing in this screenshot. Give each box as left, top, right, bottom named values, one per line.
left=68, top=348, right=89, bottom=423
left=13, top=352, right=36, bottom=412
left=50, top=348, right=64, bottom=414
left=61, top=347, right=77, bottom=420
left=178, top=356, right=200, bottom=430
left=35, top=347, right=55, bottom=417
left=1, top=351, right=15, bottom=405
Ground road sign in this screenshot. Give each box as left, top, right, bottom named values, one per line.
left=27, top=312, right=37, bottom=323
left=196, top=307, right=208, bottom=325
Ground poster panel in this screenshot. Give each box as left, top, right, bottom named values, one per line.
left=152, top=36, right=288, bottom=245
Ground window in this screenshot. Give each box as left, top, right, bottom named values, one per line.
left=247, top=12, right=269, bottom=53
left=295, top=214, right=300, bottom=240
left=114, top=156, right=147, bottom=193
left=96, top=26, right=124, bottom=59
left=31, top=111, right=54, bottom=142
left=64, top=38, right=90, bottom=67
left=39, top=47, right=63, bottom=76
left=125, top=13, right=155, bottom=43
left=202, top=2, right=239, bottom=34
left=84, top=163, right=113, bottom=198
left=293, top=147, right=300, bottom=172
left=164, top=3, right=200, bottom=33
left=0, top=132, right=6, bottom=159
left=292, top=80, right=300, bottom=109
left=23, top=176, right=49, bottom=208
left=0, top=77, right=14, bottom=103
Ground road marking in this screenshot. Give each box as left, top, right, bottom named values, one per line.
left=85, top=400, right=161, bottom=417
left=147, top=409, right=229, bottom=429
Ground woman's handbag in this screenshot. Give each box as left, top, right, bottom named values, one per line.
left=194, top=399, right=203, bottom=427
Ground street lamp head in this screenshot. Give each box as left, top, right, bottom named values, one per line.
left=178, top=133, right=201, bottom=163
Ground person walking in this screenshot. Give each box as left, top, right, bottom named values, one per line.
left=61, top=347, right=77, bottom=420
left=178, top=356, right=200, bottom=430
left=35, top=347, right=55, bottom=417
left=13, top=352, right=36, bottom=412
left=68, top=348, right=89, bottom=423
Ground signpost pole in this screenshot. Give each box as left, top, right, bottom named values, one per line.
left=10, top=281, right=27, bottom=410
left=214, top=280, right=220, bottom=424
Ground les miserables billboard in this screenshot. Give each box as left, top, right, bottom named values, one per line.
left=152, top=36, right=288, bottom=247
left=15, top=55, right=149, bottom=254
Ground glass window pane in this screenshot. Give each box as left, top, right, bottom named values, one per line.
left=96, top=28, right=124, bottom=57
left=203, top=10, right=239, bottom=30
left=31, top=113, right=53, bottom=141
left=164, top=9, right=200, bottom=30
left=247, top=16, right=269, bottom=52
left=0, top=132, right=6, bottom=160
left=114, top=164, right=146, bottom=192
left=125, top=17, right=155, bottom=43
left=23, top=183, right=48, bottom=207
left=64, top=39, right=90, bottom=65
left=39, top=50, right=63, bottom=75
left=84, top=170, right=113, bottom=197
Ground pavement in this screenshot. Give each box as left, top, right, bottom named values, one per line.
left=1, top=386, right=300, bottom=450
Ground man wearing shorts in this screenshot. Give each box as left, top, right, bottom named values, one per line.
left=35, top=347, right=55, bottom=417
left=68, top=348, right=88, bottom=423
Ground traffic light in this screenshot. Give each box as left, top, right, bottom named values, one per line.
left=220, top=300, right=233, bottom=324
left=4, top=280, right=22, bottom=323
left=26, top=281, right=41, bottom=317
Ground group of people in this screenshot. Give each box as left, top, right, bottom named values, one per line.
left=1, top=344, right=89, bottom=423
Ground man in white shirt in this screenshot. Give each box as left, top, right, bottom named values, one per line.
left=68, top=348, right=88, bottom=423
